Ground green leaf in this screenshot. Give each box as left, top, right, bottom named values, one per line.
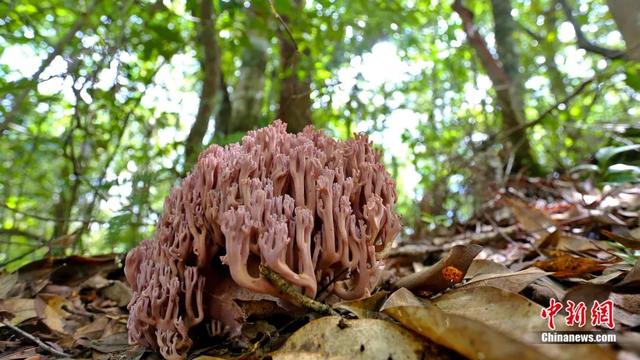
left=595, top=144, right=640, bottom=167
left=625, top=67, right=640, bottom=91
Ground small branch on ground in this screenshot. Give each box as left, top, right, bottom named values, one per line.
left=259, top=265, right=337, bottom=316
left=1, top=320, right=71, bottom=357
left=388, top=225, right=519, bottom=258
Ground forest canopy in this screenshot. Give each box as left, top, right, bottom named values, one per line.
left=1, top=0, right=639, bottom=270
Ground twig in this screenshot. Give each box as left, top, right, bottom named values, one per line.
left=259, top=265, right=337, bottom=316
left=0, top=203, right=107, bottom=224
left=268, top=0, right=298, bottom=52
left=1, top=320, right=71, bottom=357
left=0, top=248, right=43, bottom=269
left=501, top=77, right=595, bottom=139
left=557, top=0, right=626, bottom=60
left=483, top=213, right=517, bottom=244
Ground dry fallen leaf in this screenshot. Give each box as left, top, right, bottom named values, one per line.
left=0, top=299, right=36, bottom=326
left=274, top=315, right=429, bottom=360
left=35, top=295, right=74, bottom=335
left=333, top=291, right=388, bottom=319
left=461, top=267, right=550, bottom=293
left=465, top=259, right=510, bottom=279
left=394, top=244, right=482, bottom=294
left=99, top=281, right=131, bottom=307
left=615, top=260, right=640, bottom=294
left=383, top=287, right=615, bottom=360
left=532, top=255, right=608, bottom=278
left=503, top=197, right=556, bottom=238
left=601, top=229, right=640, bottom=250
left=380, top=288, right=549, bottom=360
left=537, top=230, right=603, bottom=252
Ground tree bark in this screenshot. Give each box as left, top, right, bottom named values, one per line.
left=491, top=0, right=538, bottom=173
left=277, top=1, right=312, bottom=134
left=214, top=73, right=232, bottom=136
left=542, top=5, right=567, bottom=99
left=185, top=0, right=220, bottom=169
left=607, top=0, right=640, bottom=61
left=229, top=31, right=268, bottom=134
left=453, top=0, right=540, bottom=174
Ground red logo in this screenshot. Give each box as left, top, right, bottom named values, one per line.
left=541, top=299, right=615, bottom=330
left=591, top=300, right=615, bottom=329
left=540, top=298, right=563, bottom=330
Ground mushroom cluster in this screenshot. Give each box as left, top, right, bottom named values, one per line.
left=125, top=121, right=401, bottom=358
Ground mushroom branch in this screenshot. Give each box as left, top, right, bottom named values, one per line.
left=124, top=121, right=401, bottom=358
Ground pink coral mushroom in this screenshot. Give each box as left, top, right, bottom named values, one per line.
left=125, top=121, right=401, bottom=358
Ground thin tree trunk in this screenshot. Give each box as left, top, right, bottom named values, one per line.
left=229, top=31, right=268, bottom=134
left=542, top=4, right=567, bottom=99
left=215, top=73, right=231, bottom=136
left=453, top=0, right=540, bottom=174
left=277, top=0, right=312, bottom=134
left=491, top=0, right=538, bottom=173
left=185, top=0, right=220, bottom=169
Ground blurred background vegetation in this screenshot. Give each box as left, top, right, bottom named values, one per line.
left=1, top=0, right=638, bottom=270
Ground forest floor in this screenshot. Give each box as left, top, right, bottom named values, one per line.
left=0, top=175, right=639, bottom=360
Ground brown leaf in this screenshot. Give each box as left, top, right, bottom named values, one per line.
left=381, top=288, right=550, bottom=360
left=0, top=346, right=38, bottom=360
left=0, top=273, right=21, bottom=299
left=333, top=291, right=388, bottom=319
left=0, top=299, right=36, bottom=326
left=614, top=259, right=640, bottom=293
left=537, top=230, right=603, bottom=252
left=601, top=229, right=640, bottom=250
left=532, top=255, right=608, bottom=278
left=461, top=267, right=550, bottom=293
left=85, top=332, right=129, bottom=353
left=465, top=259, right=509, bottom=279
left=73, top=315, right=109, bottom=340
left=394, top=244, right=482, bottom=294
left=99, top=281, right=131, bottom=307
left=503, top=197, right=556, bottom=238
left=34, top=295, right=72, bottom=334
left=383, top=287, right=614, bottom=360
left=273, top=315, right=429, bottom=359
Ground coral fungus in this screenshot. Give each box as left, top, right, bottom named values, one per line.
left=125, top=120, right=400, bottom=358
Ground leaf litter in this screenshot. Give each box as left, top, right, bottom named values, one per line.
left=0, top=177, right=638, bottom=359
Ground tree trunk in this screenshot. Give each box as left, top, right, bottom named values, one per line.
left=229, top=31, right=268, bottom=134
left=185, top=0, right=220, bottom=169
left=490, top=0, right=539, bottom=174
left=453, top=0, right=540, bottom=174
left=607, top=0, right=640, bottom=61
left=542, top=5, right=567, bottom=99
left=277, top=1, right=312, bottom=134
left=215, top=73, right=232, bottom=136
